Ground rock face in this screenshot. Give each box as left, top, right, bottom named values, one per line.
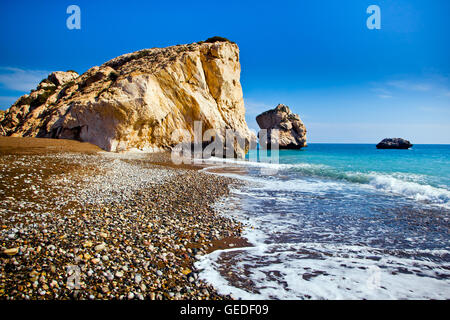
left=376, top=138, right=413, bottom=149
left=0, top=40, right=253, bottom=157
left=256, top=104, right=307, bottom=149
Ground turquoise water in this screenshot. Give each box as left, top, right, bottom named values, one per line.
left=269, top=144, right=450, bottom=185
left=247, top=144, right=450, bottom=207
left=197, top=144, right=450, bottom=299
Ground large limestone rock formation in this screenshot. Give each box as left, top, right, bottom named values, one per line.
left=256, top=104, right=307, bottom=149
left=0, top=39, right=253, bottom=157
left=376, top=138, right=413, bottom=149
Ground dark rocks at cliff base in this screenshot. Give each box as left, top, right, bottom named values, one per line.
left=256, top=104, right=307, bottom=149
left=376, top=138, right=413, bottom=149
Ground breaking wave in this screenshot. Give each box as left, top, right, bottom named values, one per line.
left=201, top=157, right=450, bottom=209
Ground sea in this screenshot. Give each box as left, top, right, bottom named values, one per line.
left=194, top=144, right=450, bottom=299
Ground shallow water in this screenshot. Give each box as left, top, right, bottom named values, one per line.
left=195, top=144, right=450, bottom=299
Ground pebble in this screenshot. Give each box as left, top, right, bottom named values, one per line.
left=134, top=274, right=142, bottom=284
left=83, top=241, right=93, bottom=248
left=0, top=151, right=241, bottom=300
left=94, top=243, right=106, bottom=252
left=3, top=247, right=19, bottom=256
left=115, top=271, right=124, bottom=278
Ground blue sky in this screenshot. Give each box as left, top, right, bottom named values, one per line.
left=0, top=0, right=449, bottom=143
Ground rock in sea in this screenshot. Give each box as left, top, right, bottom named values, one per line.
left=376, top=138, right=413, bottom=149
left=256, top=104, right=307, bottom=149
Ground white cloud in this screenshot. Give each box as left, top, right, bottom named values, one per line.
left=243, top=99, right=273, bottom=132
left=418, top=106, right=450, bottom=113
left=0, top=96, right=20, bottom=109
left=370, top=76, right=450, bottom=99
left=244, top=99, right=272, bottom=116
left=386, top=80, right=431, bottom=92
left=370, top=87, right=393, bottom=99
left=0, top=67, right=51, bottom=92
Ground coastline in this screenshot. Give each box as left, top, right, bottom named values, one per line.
left=193, top=148, right=450, bottom=300
left=0, top=137, right=248, bottom=300
left=3, top=138, right=448, bottom=300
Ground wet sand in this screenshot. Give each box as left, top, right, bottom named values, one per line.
left=0, top=137, right=103, bottom=155
left=0, top=137, right=246, bottom=300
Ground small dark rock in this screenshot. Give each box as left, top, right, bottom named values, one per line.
left=376, top=138, right=413, bottom=149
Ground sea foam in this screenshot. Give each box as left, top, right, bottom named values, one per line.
left=196, top=243, right=450, bottom=300
left=200, top=157, right=450, bottom=209
left=196, top=147, right=450, bottom=300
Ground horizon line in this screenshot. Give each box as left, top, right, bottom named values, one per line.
left=305, top=142, right=450, bottom=145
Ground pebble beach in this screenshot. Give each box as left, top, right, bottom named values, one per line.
left=0, top=137, right=246, bottom=300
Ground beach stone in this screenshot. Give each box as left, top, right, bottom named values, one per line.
left=94, top=243, right=106, bottom=252
left=105, top=271, right=114, bottom=281
left=134, top=274, right=142, bottom=284
left=0, top=147, right=242, bottom=300
left=3, top=248, right=19, bottom=256
left=83, top=241, right=93, bottom=248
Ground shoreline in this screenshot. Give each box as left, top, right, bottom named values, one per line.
left=193, top=149, right=450, bottom=300
left=0, top=137, right=249, bottom=300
